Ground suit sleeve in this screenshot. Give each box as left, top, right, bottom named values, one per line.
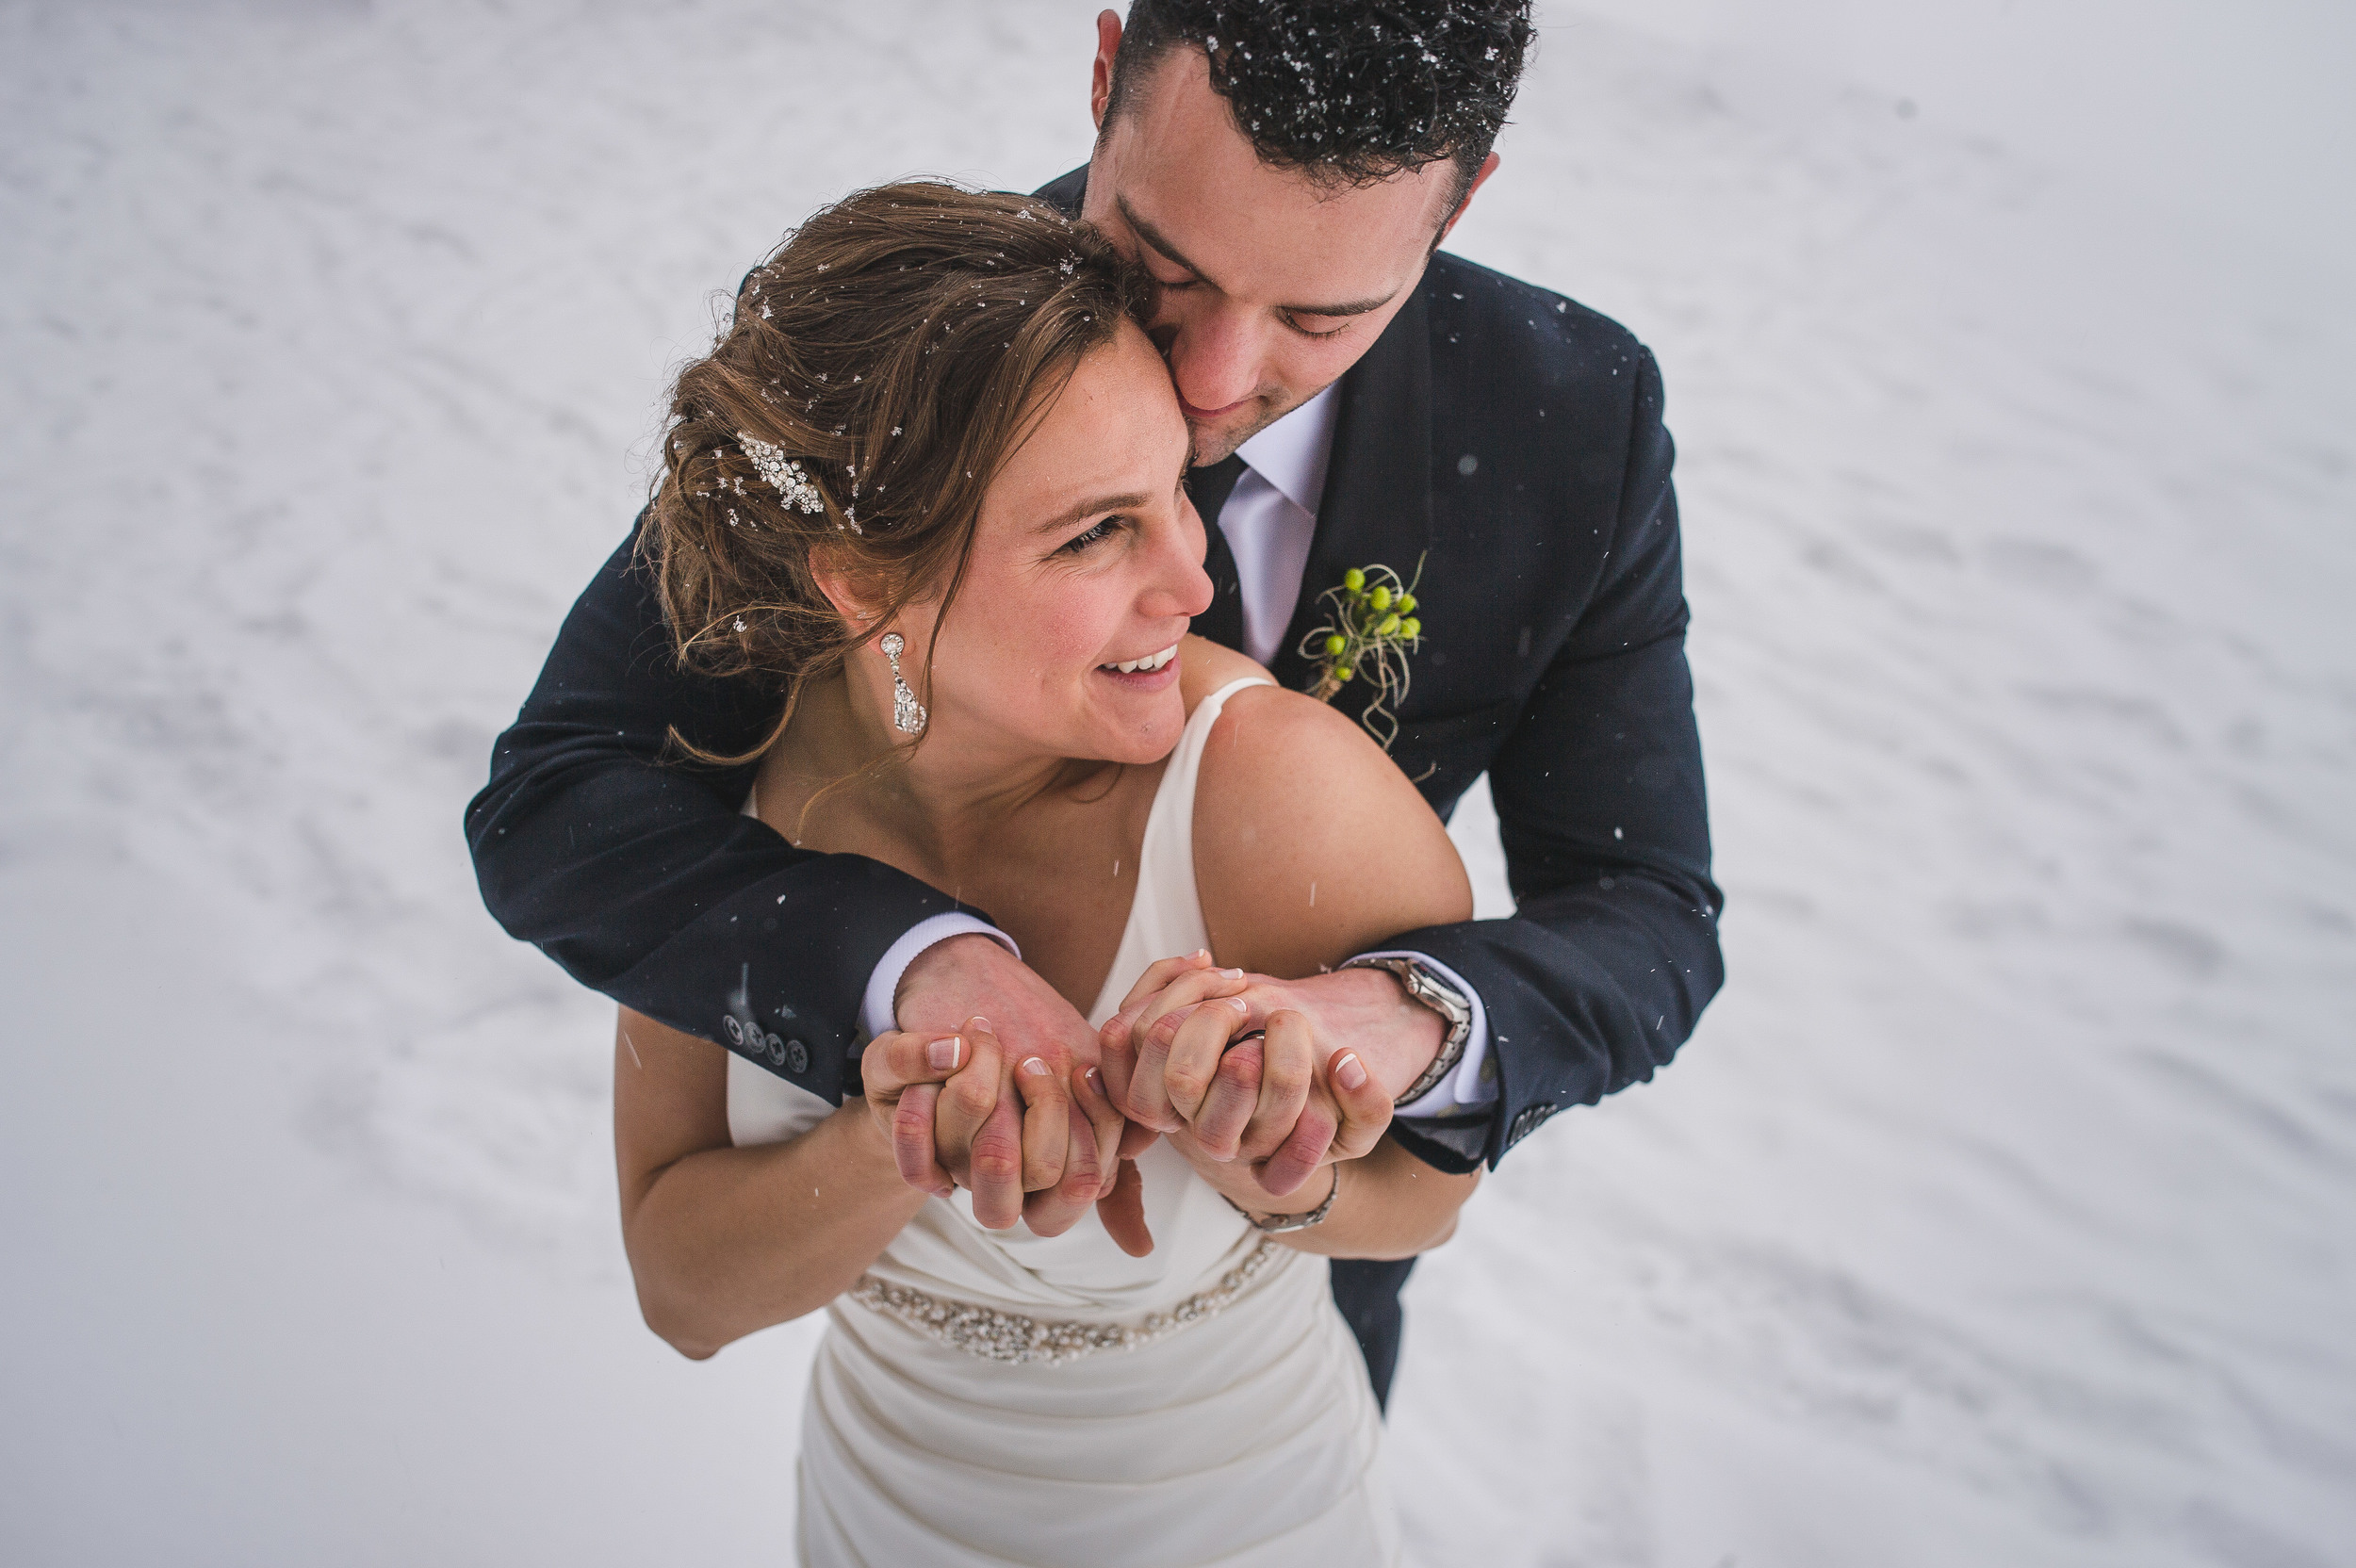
left=462, top=520, right=978, bottom=1102
left=1386, top=350, right=1725, bottom=1172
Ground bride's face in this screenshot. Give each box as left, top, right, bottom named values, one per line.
left=905, top=321, right=1210, bottom=768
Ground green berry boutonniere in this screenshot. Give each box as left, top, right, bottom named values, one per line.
left=1298, top=557, right=1426, bottom=749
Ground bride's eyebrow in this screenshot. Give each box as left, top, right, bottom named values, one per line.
left=1033, top=491, right=1149, bottom=534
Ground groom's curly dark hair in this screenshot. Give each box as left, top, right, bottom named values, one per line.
left=1104, top=0, right=1535, bottom=203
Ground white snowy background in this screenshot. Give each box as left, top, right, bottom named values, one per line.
left=4, top=2, right=2350, bottom=1563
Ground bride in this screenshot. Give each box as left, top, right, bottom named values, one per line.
left=609, top=183, right=1478, bottom=1565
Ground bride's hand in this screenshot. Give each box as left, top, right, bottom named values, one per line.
left=884, top=1018, right=1150, bottom=1251
left=1157, top=1010, right=1393, bottom=1204
left=1102, top=958, right=1395, bottom=1196
left=977, top=1034, right=1150, bottom=1254
left=894, top=939, right=1153, bottom=1239
left=853, top=1025, right=988, bottom=1193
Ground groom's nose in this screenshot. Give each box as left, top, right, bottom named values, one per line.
left=1155, top=300, right=1266, bottom=416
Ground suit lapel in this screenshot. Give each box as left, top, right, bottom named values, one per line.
left=1268, top=283, right=1433, bottom=699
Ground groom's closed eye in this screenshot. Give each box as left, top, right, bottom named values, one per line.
left=1281, top=312, right=1353, bottom=340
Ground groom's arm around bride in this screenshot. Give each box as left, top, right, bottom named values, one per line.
left=465, top=0, right=1723, bottom=1403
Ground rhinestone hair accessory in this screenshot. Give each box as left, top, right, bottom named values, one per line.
left=735, top=431, right=826, bottom=516
left=881, top=631, right=927, bottom=735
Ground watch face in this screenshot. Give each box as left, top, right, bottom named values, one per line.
left=1413, top=971, right=1470, bottom=1025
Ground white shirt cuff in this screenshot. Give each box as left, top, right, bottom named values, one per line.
left=859, top=914, right=1020, bottom=1040
left=1354, top=950, right=1497, bottom=1118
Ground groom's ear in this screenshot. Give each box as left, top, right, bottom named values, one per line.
left=1434, top=152, right=1503, bottom=251
left=1090, top=8, right=1122, bottom=133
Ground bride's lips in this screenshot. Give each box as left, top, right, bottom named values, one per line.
left=1095, top=643, right=1182, bottom=693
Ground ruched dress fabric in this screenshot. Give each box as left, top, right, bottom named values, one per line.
left=728, top=678, right=1395, bottom=1567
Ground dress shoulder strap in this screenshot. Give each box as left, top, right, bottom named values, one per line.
left=1085, top=676, right=1273, bottom=1024
left=1156, top=676, right=1275, bottom=841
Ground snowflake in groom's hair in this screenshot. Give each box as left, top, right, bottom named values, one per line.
left=1105, top=1, right=1535, bottom=192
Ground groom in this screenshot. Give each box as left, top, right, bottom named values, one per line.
left=467, top=0, right=1722, bottom=1408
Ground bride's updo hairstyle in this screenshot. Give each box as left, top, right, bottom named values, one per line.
left=646, top=181, right=1153, bottom=742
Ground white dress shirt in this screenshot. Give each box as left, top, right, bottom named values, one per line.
left=1224, top=384, right=1339, bottom=665
left=867, top=385, right=1497, bottom=1119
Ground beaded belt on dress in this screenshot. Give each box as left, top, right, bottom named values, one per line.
left=846, top=1237, right=1279, bottom=1365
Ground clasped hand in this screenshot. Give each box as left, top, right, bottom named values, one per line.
left=1093, top=953, right=1395, bottom=1199
left=876, top=939, right=1396, bottom=1252
left=857, top=1013, right=1142, bottom=1245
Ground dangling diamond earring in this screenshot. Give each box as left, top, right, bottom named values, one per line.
left=880, top=631, right=927, bottom=735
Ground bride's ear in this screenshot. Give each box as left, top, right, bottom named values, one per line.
left=807, top=544, right=883, bottom=632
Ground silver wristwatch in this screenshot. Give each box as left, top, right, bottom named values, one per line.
left=1341, top=956, right=1473, bottom=1108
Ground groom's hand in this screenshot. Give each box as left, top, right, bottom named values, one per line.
left=1100, top=956, right=1435, bottom=1196
left=893, top=934, right=1145, bottom=1238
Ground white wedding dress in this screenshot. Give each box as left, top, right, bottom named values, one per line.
left=728, top=678, right=1399, bottom=1567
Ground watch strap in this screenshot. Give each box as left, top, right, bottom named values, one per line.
left=1343, top=956, right=1472, bottom=1106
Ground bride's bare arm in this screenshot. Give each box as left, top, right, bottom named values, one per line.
left=1150, top=651, right=1481, bottom=1256
left=1189, top=675, right=1473, bottom=981
left=613, top=1011, right=1006, bottom=1359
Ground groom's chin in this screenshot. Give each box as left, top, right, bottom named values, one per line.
left=1184, top=407, right=1271, bottom=468
left=1185, top=392, right=1313, bottom=469
left=1186, top=423, right=1243, bottom=468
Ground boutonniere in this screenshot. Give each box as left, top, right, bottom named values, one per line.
left=1297, top=557, right=1425, bottom=750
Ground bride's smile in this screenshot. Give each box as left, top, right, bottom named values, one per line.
left=841, top=316, right=1210, bottom=786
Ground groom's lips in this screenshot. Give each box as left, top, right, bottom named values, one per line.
left=1179, top=392, right=1255, bottom=424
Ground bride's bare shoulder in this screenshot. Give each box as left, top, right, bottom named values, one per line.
left=1189, top=659, right=1472, bottom=978
left=1175, top=634, right=1269, bottom=709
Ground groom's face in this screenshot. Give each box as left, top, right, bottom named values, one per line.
left=1084, top=34, right=1488, bottom=466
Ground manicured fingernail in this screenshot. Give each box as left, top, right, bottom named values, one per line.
left=1228, top=997, right=1250, bottom=1013
left=1219, top=968, right=1244, bottom=979
left=1335, top=1053, right=1367, bottom=1091
left=968, top=1015, right=991, bottom=1032
left=927, top=1036, right=962, bottom=1070
left=1021, top=1056, right=1050, bottom=1077
left=1192, top=949, right=1211, bottom=960
left=1086, top=1067, right=1104, bottom=1090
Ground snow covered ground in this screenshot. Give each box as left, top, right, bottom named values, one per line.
left=3, top=3, right=2349, bottom=1563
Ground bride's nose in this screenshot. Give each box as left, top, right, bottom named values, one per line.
left=1146, top=510, right=1216, bottom=623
